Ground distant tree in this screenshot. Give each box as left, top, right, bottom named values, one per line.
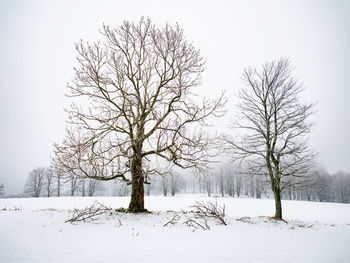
left=235, top=174, right=243, bottom=197
left=0, top=184, right=5, bottom=196
left=333, top=171, right=350, bottom=203
left=88, top=178, right=105, bottom=196
left=52, top=18, right=226, bottom=212
left=55, top=171, right=62, bottom=197
left=117, top=181, right=130, bottom=196
left=161, top=175, right=169, bottom=196
left=216, top=169, right=225, bottom=197
left=222, top=164, right=234, bottom=197
left=145, top=183, right=152, bottom=196
left=81, top=177, right=86, bottom=197
left=24, top=168, right=45, bottom=197
left=254, top=176, right=262, bottom=198
left=170, top=172, right=181, bottom=196
left=44, top=167, right=55, bottom=197
left=205, top=174, right=213, bottom=197
left=224, top=58, right=316, bottom=219
left=68, top=173, right=80, bottom=196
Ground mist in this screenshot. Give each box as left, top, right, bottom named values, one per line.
left=1, top=0, right=349, bottom=195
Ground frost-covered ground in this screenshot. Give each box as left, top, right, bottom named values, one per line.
left=1, top=195, right=349, bottom=263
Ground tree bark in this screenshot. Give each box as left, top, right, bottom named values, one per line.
left=273, top=189, right=282, bottom=219
left=128, top=155, right=145, bottom=213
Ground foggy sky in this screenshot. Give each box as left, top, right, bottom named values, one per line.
left=1, top=0, right=349, bottom=194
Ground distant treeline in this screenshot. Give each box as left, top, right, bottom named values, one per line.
left=14, top=166, right=350, bottom=204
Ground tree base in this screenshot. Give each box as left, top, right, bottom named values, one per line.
left=270, top=216, right=287, bottom=223
left=116, top=207, right=150, bottom=213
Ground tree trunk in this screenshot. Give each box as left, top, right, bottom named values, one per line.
left=128, top=155, right=145, bottom=213
left=273, top=189, right=282, bottom=219
left=82, top=178, right=85, bottom=197
left=57, top=176, right=61, bottom=197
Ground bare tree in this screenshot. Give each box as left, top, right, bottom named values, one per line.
left=53, top=18, right=225, bottom=212
left=333, top=171, right=350, bottom=203
left=170, top=172, right=182, bottom=196
left=145, top=183, right=152, bottom=196
left=223, top=164, right=234, bottom=197
left=216, top=169, right=225, bottom=197
left=224, top=58, right=315, bottom=219
left=0, top=184, right=5, bottom=196
left=236, top=174, right=243, bottom=197
left=88, top=178, right=105, bottom=196
left=24, top=167, right=45, bottom=197
left=81, top=177, right=86, bottom=196
left=55, top=170, right=62, bottom=197
left=205, top=173, right=213, bottom=197
left=67, top=173, right=80, bottom=196
left=117, top=181, right=130, bottom=196
left=161, top=175, right=169, bottom=196
left=44, top=167, right=55, bottom=197
left=254, top=175, right=263, bottom=198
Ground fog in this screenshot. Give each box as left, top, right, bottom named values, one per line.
left=0, top=0, right=349, bottom=194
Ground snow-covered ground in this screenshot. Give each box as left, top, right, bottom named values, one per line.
left=1, top=195, right=349, bottom=263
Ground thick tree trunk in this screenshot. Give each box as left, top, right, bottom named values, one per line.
left=128, top=155, right=145, bottom=213
left=273, top=189, right=282, bottom=219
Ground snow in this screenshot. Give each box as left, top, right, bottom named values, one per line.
left=1, top=195, right=350, bottom=263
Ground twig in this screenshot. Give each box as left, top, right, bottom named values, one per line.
left=183, top=218, right=210, bottom=230
left=163, top=214, right=181, bottom=227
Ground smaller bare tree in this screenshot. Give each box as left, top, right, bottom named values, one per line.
left=224, top=58, right=316, bottom=219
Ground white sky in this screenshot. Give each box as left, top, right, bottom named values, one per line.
left=1, top=0, right=349, bottom=194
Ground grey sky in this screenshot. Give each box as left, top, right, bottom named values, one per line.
left=1, top=0, right=349, bottom=194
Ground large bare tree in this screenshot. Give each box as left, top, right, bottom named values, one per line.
left=53, top=18, right=225, bottom=212
left=224, top=58, right=315, bottom=219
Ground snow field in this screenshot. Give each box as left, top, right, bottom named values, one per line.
left=1, top=195, right=349, bottom=263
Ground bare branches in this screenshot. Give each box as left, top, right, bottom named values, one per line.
left=66, top=201, right=113, bottom=223
left=183, top=218, right=210, bottom=230
left=190, top=200, right=227, bottom=225
left=53, top=17, right=226, bottom=211
left=225, top=58, right=315, bottom=182
left=24, top=168, right=46, bottom=197
left=224, top=58, right=316, bottom=219
left=163, top=214, right=181, bottom=227
left=163, top=200, right=227, bottom=230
